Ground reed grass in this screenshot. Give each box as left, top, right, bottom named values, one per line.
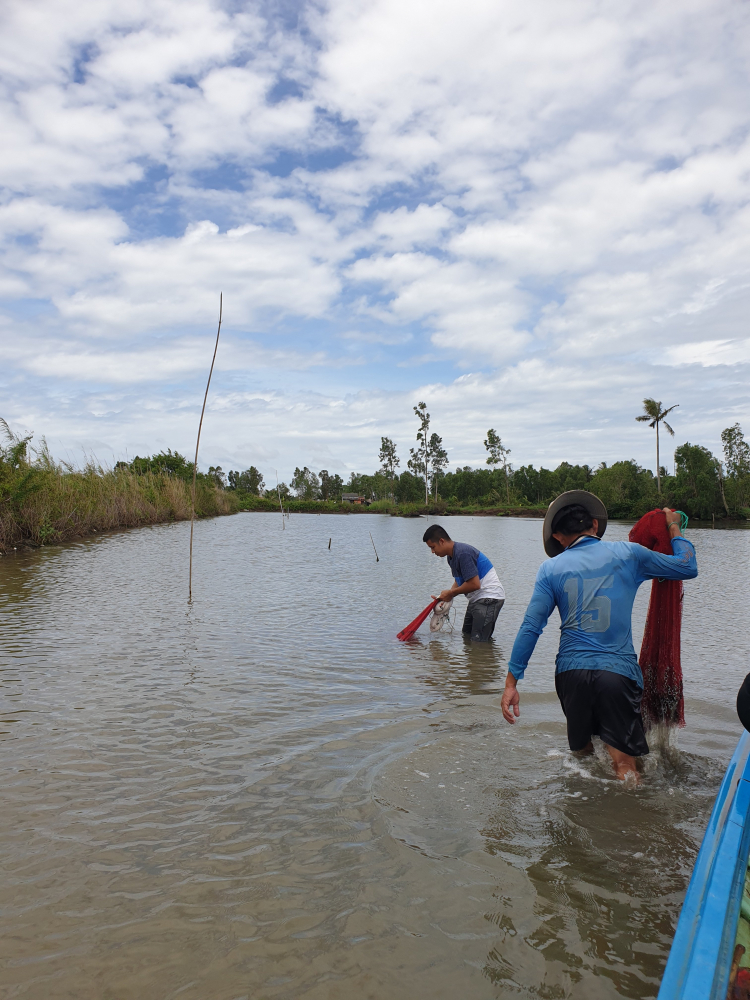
left=0, top=427, right=237, bottom=553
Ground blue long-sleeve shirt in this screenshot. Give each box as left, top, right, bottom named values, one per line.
left=508, top=535, right=698, bottom=686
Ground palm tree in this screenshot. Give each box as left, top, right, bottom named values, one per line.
left=636, top=398, right=678, bottom=493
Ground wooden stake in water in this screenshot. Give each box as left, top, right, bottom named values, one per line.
left=328, top=538, right=331, bottom=549
left=188, top=293, right=223, bottom=602
left=276, top=470, right=285, bottom=530
left=369, top=531, right=379, bottom=562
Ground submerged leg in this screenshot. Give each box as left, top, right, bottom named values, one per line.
left=465, top=599, right=504, bottom=642
left=604, top=743, right=638, bottom=782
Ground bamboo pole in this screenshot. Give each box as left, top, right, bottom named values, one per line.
left=369, top=531, right=379, bottom=562
left=276, top=470, right=285, bottom=529
left=188, top=293, right=223, bottom=602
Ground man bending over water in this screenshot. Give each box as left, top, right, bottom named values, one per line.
left=501, top=492, right=697, bottom=781
left=423, top=524, right=505, bottom=641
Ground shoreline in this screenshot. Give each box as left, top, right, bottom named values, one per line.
left=0, top=504, right=546, bottom=554
left=0, top=505, right=236, bottom=556
left=0, top=474, right=237, bottom=555
left=3, top=504, right=748, bottom=557
left=235, top=496, right=548, bottom=518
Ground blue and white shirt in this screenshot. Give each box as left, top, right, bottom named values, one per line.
left=508, top=535, right=698, bottom=686
left=448, top=541, right=505, bottom=604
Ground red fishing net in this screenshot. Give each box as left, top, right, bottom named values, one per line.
left=629, top=510, right=684, bottom=728
left=397, top=599, right=439, bottom=640
left=731, top=965, right=750, bottom=1000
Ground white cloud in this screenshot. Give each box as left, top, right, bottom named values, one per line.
left=4, top=353, right=745, bottom=481
left=663, top=338, right=750, bottom=367
left=0, top=333, right=348, bottom=383
left=369, top=204, right=455, bottom=252
left=0, top=202, right=341, bottom=332
left=1, top=0, right=749, bottom=475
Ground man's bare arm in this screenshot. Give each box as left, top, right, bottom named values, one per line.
left=432, top=576, right=481, bottom=603
left=664, top=507, right=682, bottom=537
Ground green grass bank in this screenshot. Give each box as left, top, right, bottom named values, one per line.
left=0, top=464, right=238, bottom=554
left=235, top=493, right=546, bottom=519
left=0, top=423, right=240, bottom=553
left=0, top=459, right=546, bottom=553
left=0, top=474, right=545, bottom=553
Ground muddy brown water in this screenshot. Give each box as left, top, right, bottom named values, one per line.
left=1, top=513, right=749, bottom=999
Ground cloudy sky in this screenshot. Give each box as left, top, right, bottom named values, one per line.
left=1, top=0, right=749, bottom=481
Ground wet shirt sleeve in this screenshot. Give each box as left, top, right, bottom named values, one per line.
left=633, top=537, right=698, bottom=583
left=507, top=569, right=557, bottom=681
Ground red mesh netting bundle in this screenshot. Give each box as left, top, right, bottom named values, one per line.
left=629, top=510, right=684, bottom=728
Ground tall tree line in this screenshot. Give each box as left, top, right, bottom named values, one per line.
left=216, top=414, right=750, bottom=521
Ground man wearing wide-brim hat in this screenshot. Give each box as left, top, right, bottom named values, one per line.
left=500, top=490, right=698, bottom=780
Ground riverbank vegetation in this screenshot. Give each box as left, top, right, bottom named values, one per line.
left=3, top=411, right=748, bottom=552
left=0, top=423, right=237, bottom=552
left=226, top=420, right=750, bottom=523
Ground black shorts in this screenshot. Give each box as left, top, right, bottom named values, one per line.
left=554, top=669, right=650, bottom=757
left=462, top=598, right=504, bottom=642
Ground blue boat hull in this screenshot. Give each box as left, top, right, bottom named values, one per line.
left=659, top=731, right=750, bottom=999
